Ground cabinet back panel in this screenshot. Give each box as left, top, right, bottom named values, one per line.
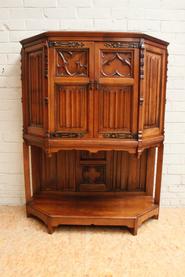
left=28, top=50, right=44, bottom=127
left=144, top=51, right=162, bottom=129
left=35, top=149, right=149, bottom=193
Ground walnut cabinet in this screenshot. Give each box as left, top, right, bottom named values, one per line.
left=20, top=32, right=168, bottom=235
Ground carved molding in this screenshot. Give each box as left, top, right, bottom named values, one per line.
left=139, top=97, right=144, bottom=105
left=140, top=39, right=145, bottom=79
left=48, top=41, right=85, bottom=48
left=138, top=130, right=143, bottom=141
left=44, top=44, right=48, bottom=78
left=49, top=132, right=86, bottom=138
left=102, top=133, right=137, bottom=139
left=104, top=41, right=140, bottom=48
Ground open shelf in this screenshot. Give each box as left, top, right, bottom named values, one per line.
left=27, top=193, right=159, bottom=235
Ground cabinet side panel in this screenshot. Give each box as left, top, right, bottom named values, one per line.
left=143, top=44, right=167, bottom=137
left=144, top=52, right=161, bottom=128
left=28, top=50, right=44, bottom=126
left=24, top=44, right=46, bottom=136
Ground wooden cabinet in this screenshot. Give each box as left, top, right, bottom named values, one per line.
left=21, top=32, right=168, bottom=235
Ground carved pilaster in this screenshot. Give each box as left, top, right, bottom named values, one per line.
left=139, top=39, right=145, bottom=79
left=44, top=44, right=48, bottom=78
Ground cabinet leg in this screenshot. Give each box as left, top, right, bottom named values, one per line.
left=26, top=210, right=32, bottom=218
left=130, top=226, right=138, bottom=236
left=47, top=224, right=55, bottom=234
left=153, top=214, right=159, bottom=220
left=26, top=206, right=32, bottom=218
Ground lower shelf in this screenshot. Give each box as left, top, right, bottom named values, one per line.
left=26, top=193, right=159, bottom=235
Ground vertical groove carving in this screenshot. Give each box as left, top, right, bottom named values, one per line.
left=144, top=51, right=162, bottom=129
left=57, top=151, right=76, bottom=191
left=99, top=86, right=132, bottom=132
left=111, top=151, right=147, bottom=191
left=140, top=39, right=145, bottom=79
left=28, top=50, right=43, bottom=127
left=40, top=150, right=148, bottom=192
left=56, top=85, right=88, bottom=131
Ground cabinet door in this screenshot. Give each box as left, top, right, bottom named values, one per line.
left=50, top=41, right=94, bottom=139
left=94, top=42, right=139, bottom=139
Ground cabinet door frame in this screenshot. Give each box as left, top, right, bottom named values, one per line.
left=94, top=41, right=139, bottom=139
left=48, top=41, right=95, bottom=139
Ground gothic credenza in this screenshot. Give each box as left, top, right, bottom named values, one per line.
left=20, top=32, right=168, bottom=235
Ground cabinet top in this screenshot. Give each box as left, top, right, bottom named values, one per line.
left=20, top=31, right=169, bottom=46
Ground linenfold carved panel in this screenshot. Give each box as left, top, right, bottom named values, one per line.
left=40, top=150, right=147, bottom=192
left=98, top=86, right=132, bottom=132
left=56, top=49, right=88, bottom=77
left=28, top=50, right=44, bottom=127
left=101, top=51, right=133, bottom=78
left=55, top=85, right=88, bottom=131
left=144, top=51, right=162, bottom=129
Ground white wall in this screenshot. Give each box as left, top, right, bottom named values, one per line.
left=0, top=0, right=185, bottom=206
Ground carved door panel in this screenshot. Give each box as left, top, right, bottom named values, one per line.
left=77, top=151, right=112, bottom=192
left=143, top=44, right=166, bottom=138
left=50, top=41, right=94, bottom=138
left=94, top=42, right=139, bottom=139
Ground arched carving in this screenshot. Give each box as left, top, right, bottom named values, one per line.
left=101, top=51, right=133, bottom=77
left=56, top=49, right=88, bottom=77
